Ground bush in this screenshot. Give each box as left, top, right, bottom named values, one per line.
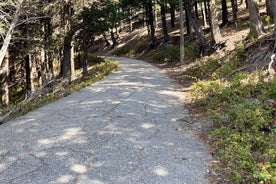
left=151, top=46, right=180, bottom=63
left=185, top=57, right=221, bottom=80
left=192, top=71, right=276, bottom=183
left=112, top=47, right=135, bottom=57
left=75, top=52, right=105, bottom=69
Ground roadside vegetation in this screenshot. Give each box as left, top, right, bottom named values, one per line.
left=187, top=46, right=276, bottom=183
left=0, top=57, right=118, bottom=124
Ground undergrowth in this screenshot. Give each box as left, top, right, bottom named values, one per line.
left=151, top=41, right=198, bottom=63
left=112, top=37, right=148, bottom=57
left=0, top=60, right=118, bottom=124
left=189, top=45, right=276, bottom=183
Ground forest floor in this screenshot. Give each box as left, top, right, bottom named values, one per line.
left=95, top=4, right=276, bottom=183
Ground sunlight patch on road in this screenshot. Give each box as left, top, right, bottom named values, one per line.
left=56, top=175, right=73, bottom=183
left=38, top=138, right=55, bottom=145
left=153, top=166, right=169, bottom=176
left=71, top=164, right=87, bottom=174
left=60, top=128, right=82, bottom=140
left=140, top=123, right=154, bottom=129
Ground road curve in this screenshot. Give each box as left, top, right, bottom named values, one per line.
left=0, top=57, right=210, bottom=184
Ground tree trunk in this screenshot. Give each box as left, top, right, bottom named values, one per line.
left=194, top=1, right=199, bottom=19
left=25, top=54, right=35, bottom=97
left=179, top=0, right=185, bottom=63
left=201, top=1, right=208, bottom=27
left=82, top=48, right=88, bottom=76
left=154, top=0, right=158, bottom=28
left=1, top=51, right=9, bottom=107
left=128, top=8, right=133, bottom=32
left=70, top=42, right=75, bottom=81
left=184, top=0, right=206, bottom=50
left=170, top=3, right=176, bottom=28
left=185, top=3, right=193, bottom=36
left=266, top=0, right=273, bottom=20
left=148, top=0, right=157, bottom=48
left=231, top=0, right=238, bottom=26
left=103, top=32, right=110, bottom=46
left=45, top=16, right=54, bottom=81
left=247, top=0, right=265, bottom=38
left=110, top=29, right=117, bottom=48
left=208, top=0, right=223, bottom=43
left=0, top=0, right=25, bottom=69
left=272, top=0, right=276, bottom=35
left=160, top=2, right=169, bottom=42
left=62, top=37, right=72, bottom=80
left=221, top=0, right=229, bottom=26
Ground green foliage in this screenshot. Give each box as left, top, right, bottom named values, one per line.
left=112, top=37, right=149, bottom=57
left=67, top=60, right=118, bottom=93
left=185, top=57, right=221, bottom=80
left=151, top=46, right=180, bottom=63
left=268, top=78, right=276, bottom=99
left=188, top=42, right=276, bottom=182
left=265, top=16, right=273, bottom=32
left=75, top=52, right=105, bottom=69
left=0, top=60, right=118, bottom=124
left=112, top=47, right=136, bottom=56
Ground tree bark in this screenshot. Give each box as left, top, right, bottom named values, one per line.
left=184, top=0, right=206, bottom=49
left=194, top=1, right=199, bottom=19
left=110, top=29, right=117, bottom=48
left=272, top=0, right=276, bottom=35
left=128, top=8, right=133, bottom=32
left=170, top=3, right=176, bottom=28
left=0, top=0, right=25, bottom=70
left=221, top=0, right=229, bottom=26
left=82, top=48, right=88, bottom=76
left=25, top=54, right=35, bottom=97
left=70, top=42, right=75, bottom=81
left=247, top=0, right=265, bottom=38
left=208, top=0, right=223, bottom=43
left=231, top=0, right=238, bottom=26
left=1, top=51, right=9, bottom=107
left=179, top=0, right=185, bottom=63
left=148, top=0, right=157, bottom=48
left=185, top=3, right=193, bottom=36
left=103, top=32, right=111, bottom=46
left=201, top=1, right=208, bottom=27
left=160, top=2, right=169, bottom=42
left=266, top=0, right=273, bottom=20
left=62, top=37, right=72, bottom=80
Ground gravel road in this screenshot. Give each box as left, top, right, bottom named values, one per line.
left=0, top=57, right=211, bottom=184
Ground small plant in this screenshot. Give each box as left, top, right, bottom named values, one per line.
left=265, top=16, right=273, bottom=32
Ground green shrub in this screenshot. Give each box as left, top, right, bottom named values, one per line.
left=185, top=57, right=221, bottom=80
left=268, top=78, right=276, bottom=100
left=192, top=68, right=276, bottom=183
left=112, top=47, right=135, bottom=56
left=151, top=46, right=180, bottom=63
left=75, top=52, right=105, bottom=69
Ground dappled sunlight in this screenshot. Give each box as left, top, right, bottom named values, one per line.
left=56, top=175, right=73, bottom=183
left=140, top=123, right=155, bottom=129
left=153, top=166, right=169, bottom=176
left=55, top=151, right=69, bottom=157
left=59, top=127, right=82, bottom=140
left=71, top=164, right=88, bottom=174
left=38, top=138, right=55, bottom=145
left=0, top=57, right=209, bottom=183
